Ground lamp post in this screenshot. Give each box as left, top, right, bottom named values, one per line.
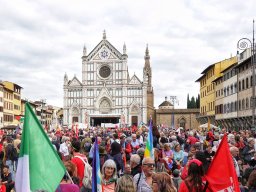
left=169, top=96, right=178, bottom=129
left=170, top=96, right=179, bottom=107
left=237, top=20, right=255, bottom=130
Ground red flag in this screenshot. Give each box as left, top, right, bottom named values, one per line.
left=15, top=115, right=21, bottom=121
left=75, top=124, right=78, bottom=139
left=205, top=134, right=240, bottom=192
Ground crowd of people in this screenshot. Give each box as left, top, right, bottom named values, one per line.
left=0, top=125, right=256, bottom=192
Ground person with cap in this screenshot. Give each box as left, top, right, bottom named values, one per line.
left=99, top=145, right=113, bottom=169
left=80, top=136, right=92, bottom=155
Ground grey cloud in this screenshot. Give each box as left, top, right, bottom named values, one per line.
left=1, top=0, right=256, bottom=108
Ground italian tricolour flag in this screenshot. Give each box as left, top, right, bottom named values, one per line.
left=15, top=103, right=65, bottom=192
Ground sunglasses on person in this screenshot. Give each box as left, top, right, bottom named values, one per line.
left=143, top=163, right=155, bottom=168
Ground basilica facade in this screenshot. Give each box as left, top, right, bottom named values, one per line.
left=63, top=31, right=154, bottom=127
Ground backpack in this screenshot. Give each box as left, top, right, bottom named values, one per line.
left=74, top=156, right=92, bottom=189
left=6, top=144, right=18, bottom=161
left=83, top=161, right=92, bottom=189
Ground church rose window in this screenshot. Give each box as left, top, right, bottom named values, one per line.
left=99, top=65, right=111, bottom=78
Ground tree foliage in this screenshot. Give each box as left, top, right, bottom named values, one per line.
left=187, top=93, right=200, bottom=109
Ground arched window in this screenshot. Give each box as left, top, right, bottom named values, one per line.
left=242, top=79, right=245, bottom=90
left=179, top=118, right=186, bottom=128
left=230, top=85, right=233, bottom=94
left=239, top=100, right=241, bottom=110
left=242, top=99, right=245, bottom=110
left=246, top=78, right=249, bottom=89
left=239, top=81, right=241, bottom=91
left=246, top=98, right=249, bottom=109
left=99, top=98, right=111, bottom=113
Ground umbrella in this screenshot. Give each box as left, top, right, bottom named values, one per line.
left=1, top=125, right=18, bottom=129
left=199, top=123, right=218, bottom=129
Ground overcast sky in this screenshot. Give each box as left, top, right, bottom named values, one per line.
left=0, top=0, right=255, bottom=108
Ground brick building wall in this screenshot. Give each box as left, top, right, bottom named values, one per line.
left=155, top=109, right=200, bottom=130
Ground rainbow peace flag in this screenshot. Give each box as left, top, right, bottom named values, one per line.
left=92, top=137, right=102, bottom=192
left=144, top=119, right=154, bottom=159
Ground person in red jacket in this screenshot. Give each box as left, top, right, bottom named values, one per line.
left=124, top=137, right=132, bottom=161
left=0, top=184, right=6, bottom=192
left=179, top=159, right=210, bottom=192
left=187, top=131, right=199, bottom=145
left=70, top=140, right=88, bottom=189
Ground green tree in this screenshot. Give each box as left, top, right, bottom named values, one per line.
left=190, top=96, right=196, bottom=108
left=187, top=94, right=190, bottom=108
left=196, top=94, right=200, bottom=108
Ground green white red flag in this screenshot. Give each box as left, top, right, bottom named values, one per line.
left=15, top=103, right=65, bottom=192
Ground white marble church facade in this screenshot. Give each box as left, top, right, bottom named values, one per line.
left=63, top=31, right=154, bottom=127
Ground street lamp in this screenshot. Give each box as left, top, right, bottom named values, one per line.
left=170, top=96, right=179, bottom=107
left=237, top=20, right=255, bottom=130
left=169, top=96, right=178, bottom=129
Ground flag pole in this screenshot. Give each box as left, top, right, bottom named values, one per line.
left=65, top=170, right=74, bottom=184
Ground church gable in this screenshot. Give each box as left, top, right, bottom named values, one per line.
left=95, top=87, right=113, bottom=109
left=129, top=75, right=142, bottom=85
left=92, top=45, right=119, bottom=61
left=87, top=40, right=122, bottom=61
left=68, top=76, right=82, bottom=87
left=96, top=87, right=112, bottom=100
